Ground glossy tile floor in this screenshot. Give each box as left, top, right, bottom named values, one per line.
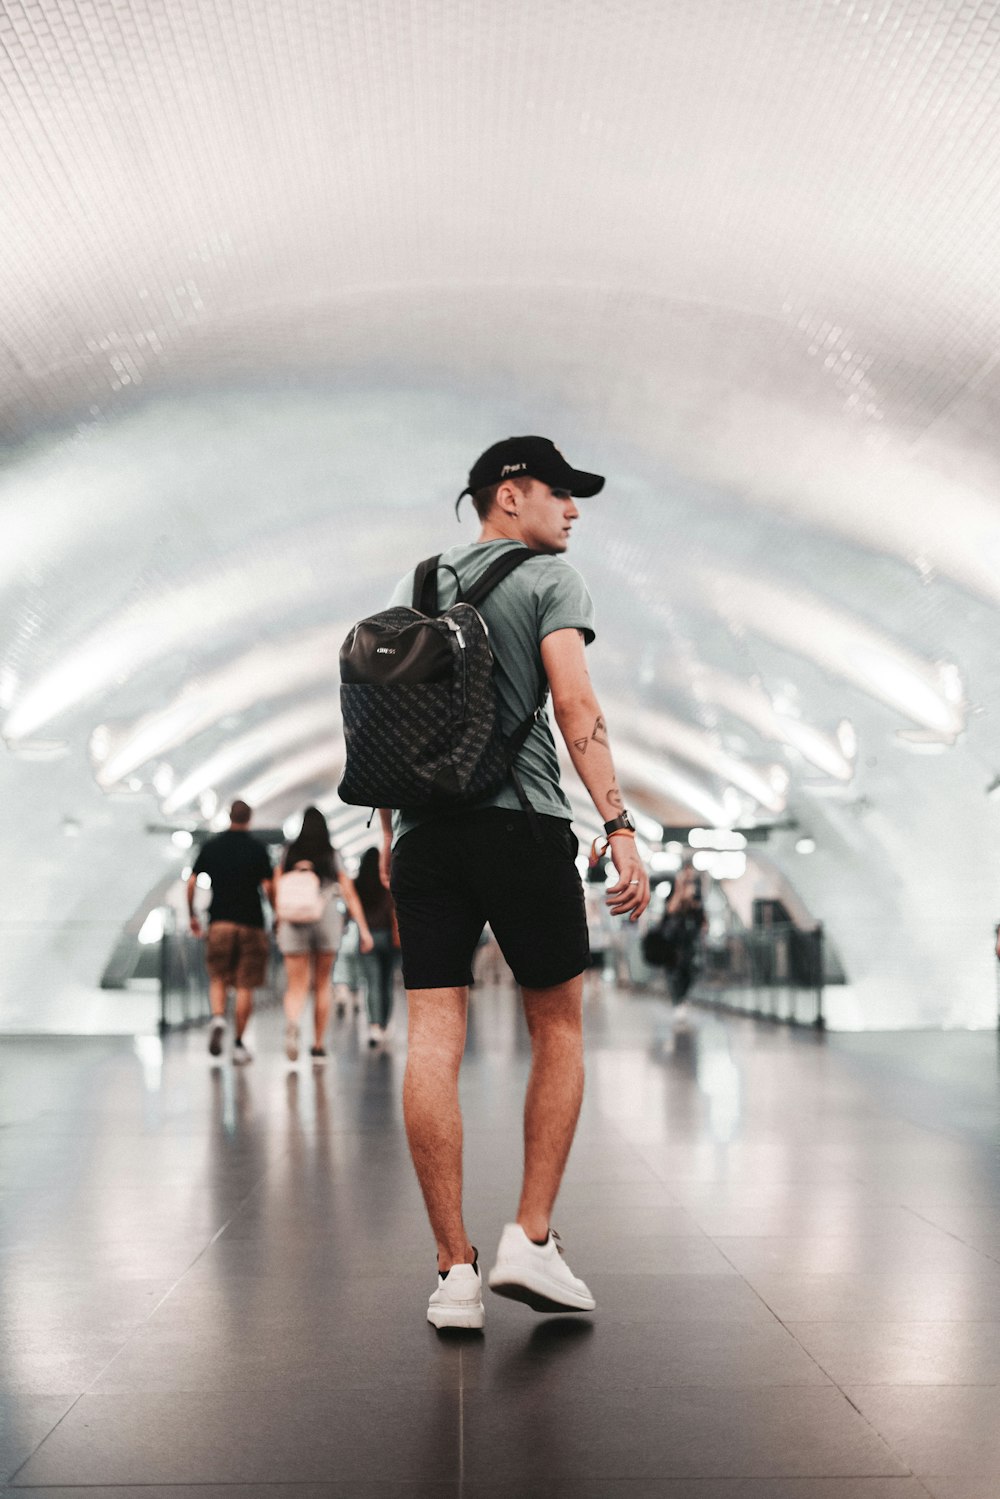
left=3, top=981, right=1000, bottom=1498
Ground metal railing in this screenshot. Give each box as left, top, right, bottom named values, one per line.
left=695, top=922, right=826, bottom=1029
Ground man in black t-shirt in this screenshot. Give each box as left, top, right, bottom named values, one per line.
left=187, top=799, right=274, bottom=1064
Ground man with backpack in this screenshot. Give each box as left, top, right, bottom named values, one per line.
left=340, top=436, right=649, bottom=1330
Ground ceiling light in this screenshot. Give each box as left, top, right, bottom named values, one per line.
left=795, top=836, right=816, bottom=854
left=8, top=739, right=71, bottom=762
left=153, top=764, right=175, bottom=797
left=90, top=725, right=111, bottom=763
left=689, top=828, right=747, bottom=851
left=836, top=719, right=857, bottom=758
left=138, top=910, right=165, bottom=945
left=691, top=850, right=747, bottom=879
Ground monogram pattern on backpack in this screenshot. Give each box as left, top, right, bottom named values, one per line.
left=338, top=552, right=542, bottom=813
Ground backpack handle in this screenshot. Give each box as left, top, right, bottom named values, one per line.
left=412, top=557, right=467, bottom=615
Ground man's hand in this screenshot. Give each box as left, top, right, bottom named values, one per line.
left=189, top=915, right=203, bottom=939
left=605, top=837, right=650, bottom=922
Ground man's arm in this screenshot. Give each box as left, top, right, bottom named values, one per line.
left=378, top=808, right=393, bottom=888
left=540, top=627, right=650, bottom=921
left=186, top=872, right=202, bottom=937
left=337, top=870, right=375, bottom=951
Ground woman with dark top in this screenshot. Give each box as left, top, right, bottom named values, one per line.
left=354, top=845, right=401, bottom=1046
left=274, top=807, right=372, bottom=1062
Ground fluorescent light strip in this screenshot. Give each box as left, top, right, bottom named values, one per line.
left=600, top=741, right=730, bottom=826
left=238, top=740, right=344, bottom=812
left=4, top=528, right=348, bottom=742
left=697, top=568, right=964, bottom=739
left=690, top=666, right=853, bottom=780
left=96, top=625, right=345, bottom=786
left=161, top=699, right=335, bottom=813
left=601, top=698, right=786, bottom=813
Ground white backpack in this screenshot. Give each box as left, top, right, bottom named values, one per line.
left=276, top=862, right=327, bottom=924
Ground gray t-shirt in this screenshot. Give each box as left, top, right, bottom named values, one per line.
left=390, top=541, right=596, bottom=841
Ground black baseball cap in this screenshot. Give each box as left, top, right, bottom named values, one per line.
left=457, top=436, right=605, bottom=510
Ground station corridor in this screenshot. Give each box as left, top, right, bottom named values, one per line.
left=3, top=984, right=1000, bottom=1497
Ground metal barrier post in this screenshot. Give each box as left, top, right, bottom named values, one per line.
left=158, top=919, right=169, bottom=1036
left=814, top=923, right=825, bottom=1030
left=692, top=917, right=827, bottom=1031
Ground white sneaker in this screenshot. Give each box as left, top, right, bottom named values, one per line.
left=233, top=1037, right=253, bottom=1066
left=285, top=1022, right=300, bottom=1062
left=672, top=1002, right=690, bottom=1026
left=367, top=1023, right=384, bottom=1048
left=427, top=1259, right=485, bottom=1331
left=488, top=1224, right=596, bottom=1313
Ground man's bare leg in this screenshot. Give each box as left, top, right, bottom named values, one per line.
left=516, top=973, right=585, bottom=1242
left=403, top=986, right=476, bottom=1273
left=209, top=977, right=228, bottom=1019
left=234, top=986, right=254, bottom=1041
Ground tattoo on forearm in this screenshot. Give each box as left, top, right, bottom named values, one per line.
left=591, top=716, right=609, bottom=748
left=607, top=787, right=623, bottom=809
left=573, top=737, right=589, bottom=756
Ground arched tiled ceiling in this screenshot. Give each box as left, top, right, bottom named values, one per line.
left=2, top=0, right=1000, bottom=1028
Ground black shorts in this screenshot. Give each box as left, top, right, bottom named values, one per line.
left=390, top=809, right=590, bottom=990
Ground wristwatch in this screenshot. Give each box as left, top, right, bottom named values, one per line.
left=603, top=810, right=636, bottom=836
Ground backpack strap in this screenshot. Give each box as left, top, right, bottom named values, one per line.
left=417, top=546, right=547, bottom=839
left=412, top=554, right=441, bottom=614
left=465, top=549, right=548, bottom=840
left=462, top=547, right=541, bottom=611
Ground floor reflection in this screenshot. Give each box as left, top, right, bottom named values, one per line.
left=6, top=988, right=1000, bottom=1489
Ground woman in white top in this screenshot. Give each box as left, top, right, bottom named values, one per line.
left=274, top=806, right=372, bottom=1062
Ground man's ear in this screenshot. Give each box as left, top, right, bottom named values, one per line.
left=496, top=481, right=520, bottom=516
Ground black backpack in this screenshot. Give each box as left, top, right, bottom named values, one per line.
left=338, top=548, right=545, bottom=816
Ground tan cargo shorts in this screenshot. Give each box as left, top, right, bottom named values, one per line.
left=205, top=922, right=269, bottom=989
